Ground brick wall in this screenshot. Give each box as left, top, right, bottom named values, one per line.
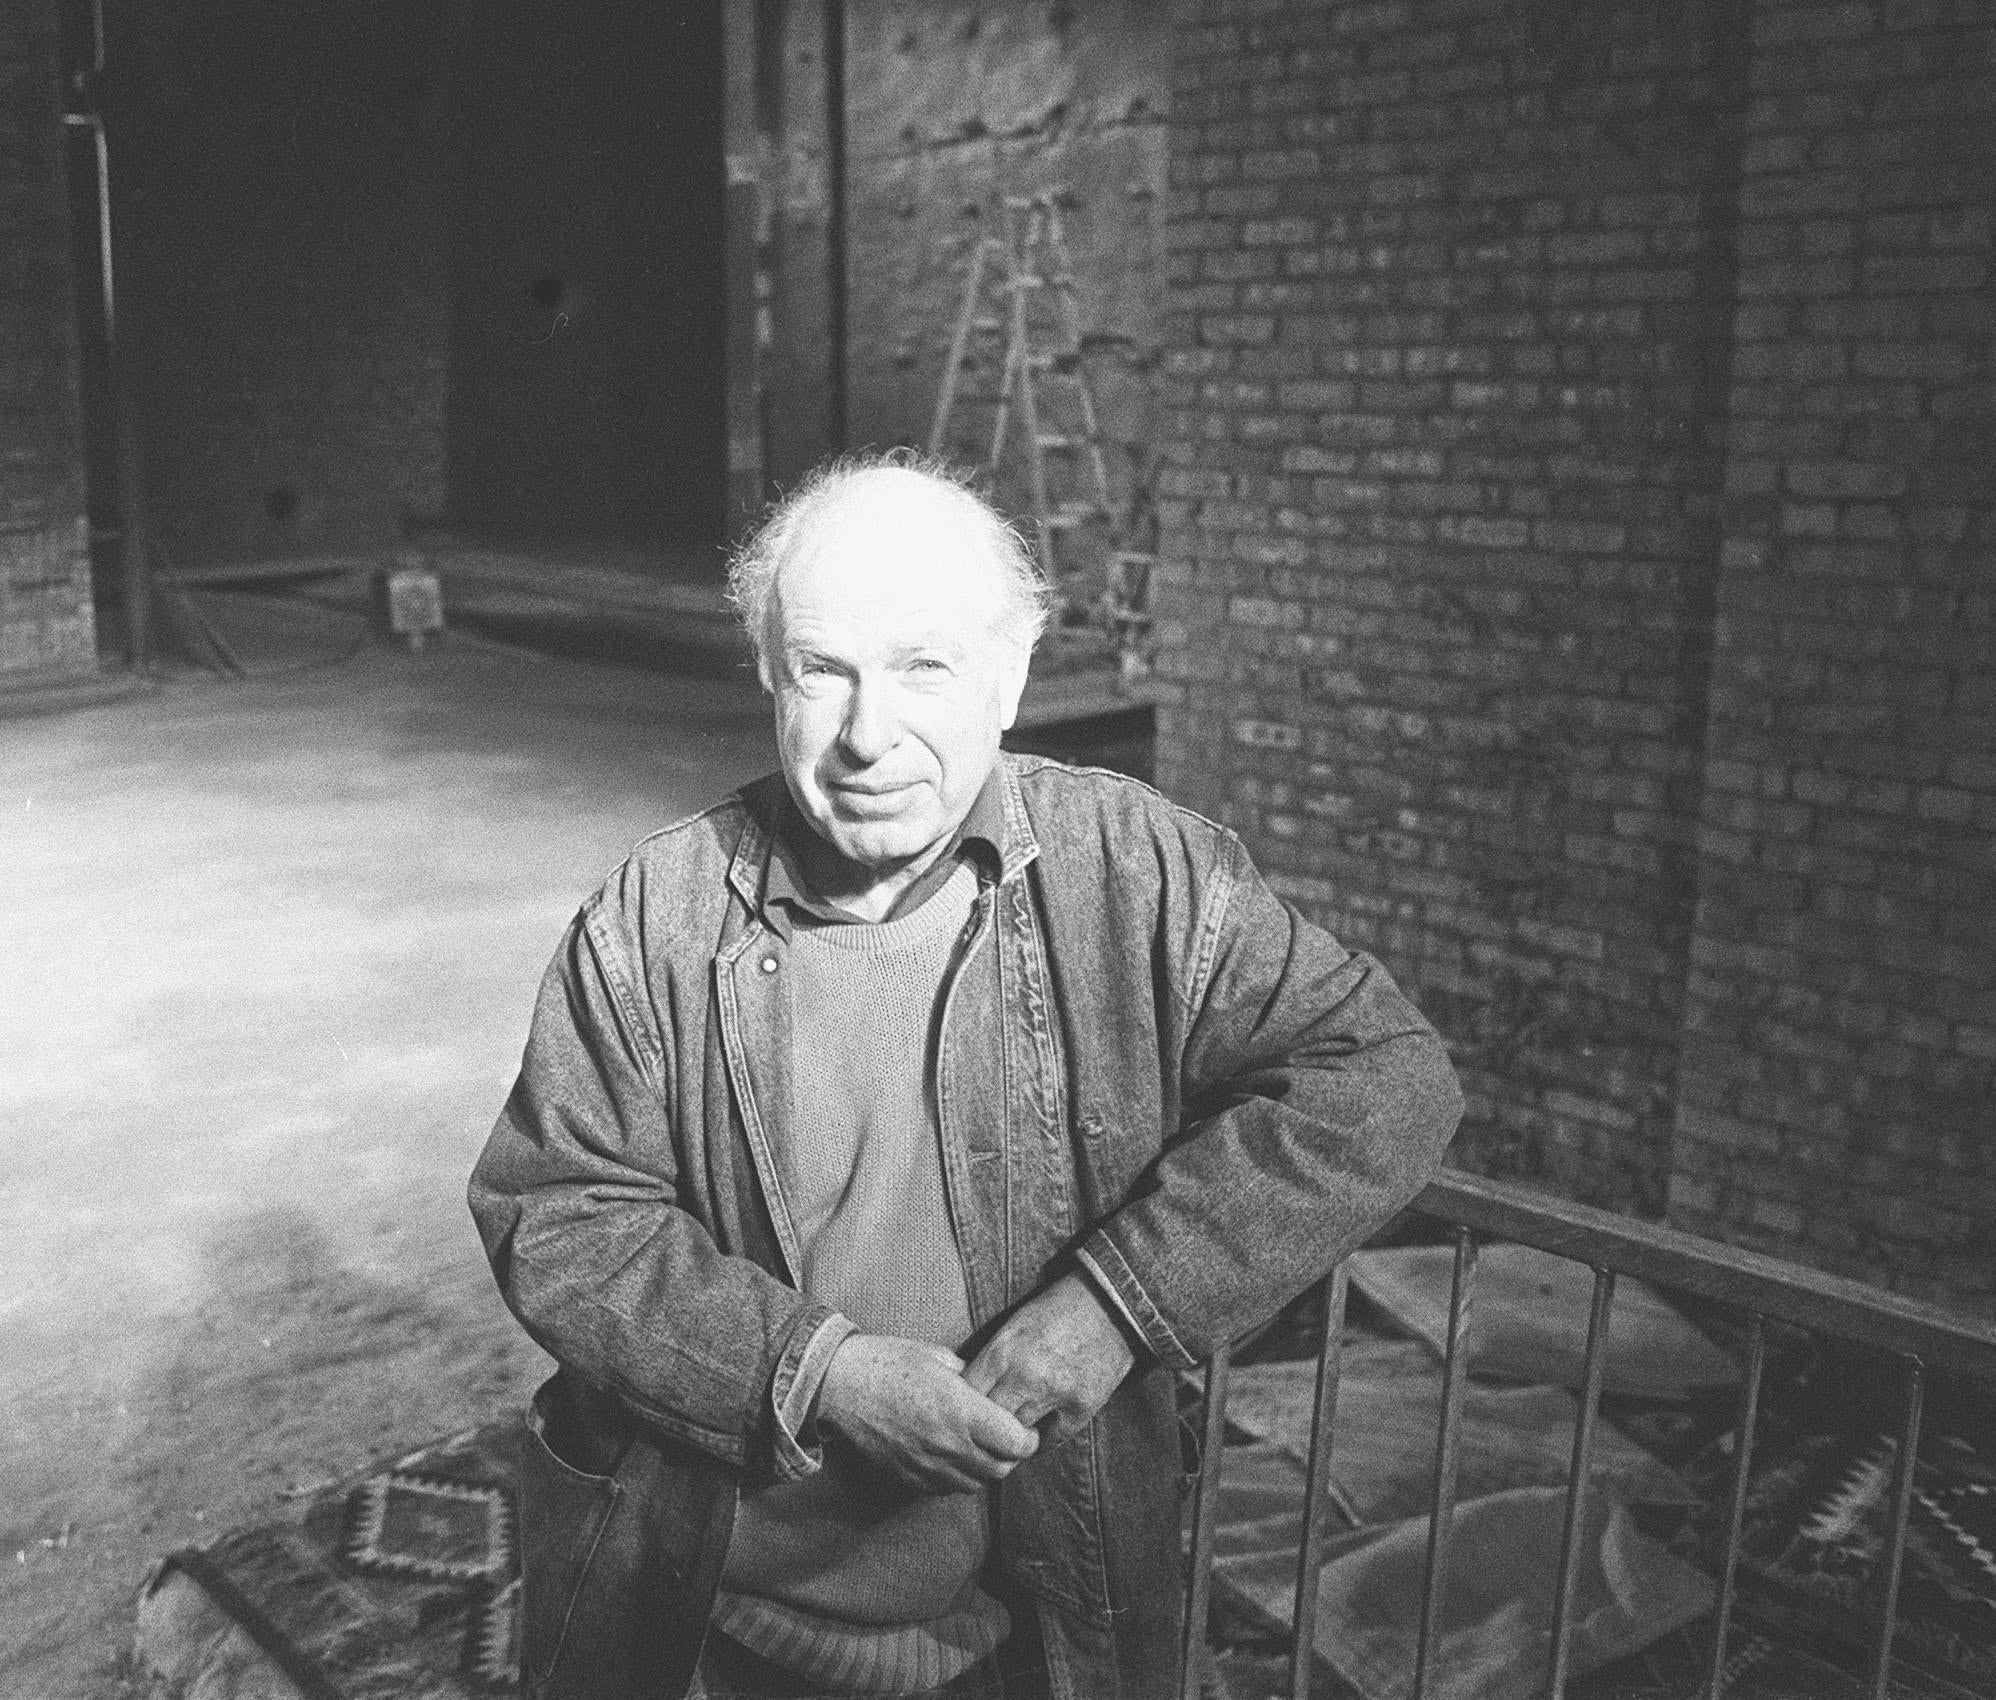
left=0, top=0, right=95, bottom=681
left=1158, top=0, right=1994, bottom=1306
left=1158, top=0, right=1747, bottom=1214
left=1670, top=0, right=1996, bottom=1305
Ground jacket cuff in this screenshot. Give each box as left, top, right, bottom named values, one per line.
left=768, top=1309, right=856, bottom=1481
left=1076, top=1230, right=1198, bottom=1371
left=1070, top=1248, right=1154, bottom=1363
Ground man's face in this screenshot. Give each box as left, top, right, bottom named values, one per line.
left=766, top=488, right=1030, bottom=885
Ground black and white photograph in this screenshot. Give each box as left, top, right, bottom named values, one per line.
left=2, top=5, right=1991, bottom=1699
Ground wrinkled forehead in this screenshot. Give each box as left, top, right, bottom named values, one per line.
left=772, top=474, right=1009, bottom=635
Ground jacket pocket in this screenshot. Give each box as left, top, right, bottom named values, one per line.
left=519, top=1378, right=623, bottom=1690
left=1000, top=1415, right=1117, bottom=1625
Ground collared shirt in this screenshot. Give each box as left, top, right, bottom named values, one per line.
left=759, top=769, right=1007, bottom=938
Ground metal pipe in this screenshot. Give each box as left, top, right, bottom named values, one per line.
left=1288, top=1264, right=1350, bottom=1700
left=1180, top=1343, right=1232, bottom=1700
left=1703, top=1312, right=1767, bottom=1700
left=72, top=0, right=112, bottom=341
left=91, top=121, right=114, bottom=342
left=1867, top=1356, right=1925, bottom=1700
left=63, top=0, right=146, bottom=662
left=1546, top=1267, right=1617, bottom=1697
left=1413, top=1230, right=1478, bottom=1700
left=823, top=0, right=847, bottom=450
left=58, top=113, right=114, bottom=344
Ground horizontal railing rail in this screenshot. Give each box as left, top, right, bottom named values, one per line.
left=1179, top=1166, right=1996, bottom=1700
left=1415, top=1171, right=1996, bottom=1381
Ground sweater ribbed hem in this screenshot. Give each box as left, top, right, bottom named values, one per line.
left=710, top=1585, right=1010, bottom=1694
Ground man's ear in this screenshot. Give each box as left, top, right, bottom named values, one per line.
left=996, top=639, right=1032, bottom=732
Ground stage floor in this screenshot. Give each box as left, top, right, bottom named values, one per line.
left=0, top=598, right=775, bottom=1699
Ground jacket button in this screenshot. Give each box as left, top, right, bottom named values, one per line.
left=760, top=955, right=778, bottom=974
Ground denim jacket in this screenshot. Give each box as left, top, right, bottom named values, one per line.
left=468, top=755, right=1462, bottom=1700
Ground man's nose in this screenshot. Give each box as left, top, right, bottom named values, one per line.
left=838, top=677, right=901, bottom=765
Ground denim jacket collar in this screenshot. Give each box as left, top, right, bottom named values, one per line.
left=723, top=757, right=1042, bottom=927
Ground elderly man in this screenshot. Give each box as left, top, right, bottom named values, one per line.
left=469, top=454, right=1462, bottom=1700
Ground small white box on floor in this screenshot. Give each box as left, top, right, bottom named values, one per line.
left=378, top=563, right=444, bottom=649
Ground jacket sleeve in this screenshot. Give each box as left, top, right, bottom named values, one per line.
left=1077, top=832, right=1463, bottom=1368
left=467, top=884, right=836, bottom=1476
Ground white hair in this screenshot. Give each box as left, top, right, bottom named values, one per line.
left=725, top=450, right=1052, bottom=680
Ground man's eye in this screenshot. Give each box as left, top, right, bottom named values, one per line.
left=908, top=657, right=950, bottom=674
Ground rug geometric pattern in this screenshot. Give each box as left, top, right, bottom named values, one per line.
left=146, top=1422, right=521, bottom=1698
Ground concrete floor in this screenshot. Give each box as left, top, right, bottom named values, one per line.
left=0, top=598, right=775, bottom=1698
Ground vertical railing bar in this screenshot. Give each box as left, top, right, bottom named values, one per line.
left=1287, top=1263, right=1351, bottom=1700
left=1702, top=1312, right=1767, bottom=1700
left=1180, top=1342, right=1232, bottom=1700
left=1546, top=1266, right=1617, bottom=1700
left=1412, top=1229, right=1479, bottom=1700
left=1867, top=1355, right=1925, bottom=1700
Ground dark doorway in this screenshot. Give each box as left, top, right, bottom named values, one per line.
left=56, top=0, right=121, bottom=621
left=95, top=1, right=726, bottom=578
left=443, top=1, right=727, bottom=554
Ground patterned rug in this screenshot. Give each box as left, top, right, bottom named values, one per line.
left=1201, top=1327, right=1996, bottom=1700
left=141, top=1423, right=521, bottom=1700
left=1571, top=1407, right=1996, bottom=1700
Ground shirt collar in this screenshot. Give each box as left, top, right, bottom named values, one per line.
left=761, top=766, right=1006, bottom=935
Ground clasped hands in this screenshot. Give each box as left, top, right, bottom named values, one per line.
left=813, top=1272, right=1135, bottom=1495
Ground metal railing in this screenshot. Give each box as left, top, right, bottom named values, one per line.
left=1179, top=1168, right=1996, bottom=1700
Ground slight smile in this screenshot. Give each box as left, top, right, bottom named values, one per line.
left=828, top=780, right=920, bottom=809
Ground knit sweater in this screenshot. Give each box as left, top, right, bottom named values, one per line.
left=714, top=863, right=1009, bottom=1693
